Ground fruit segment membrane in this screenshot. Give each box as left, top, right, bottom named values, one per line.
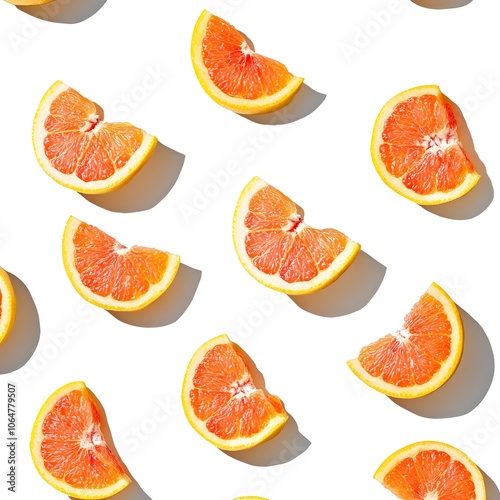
left=43, top=88, right=143, bottom=181
left=202, top=15, right=293, bottom=99
left=379, top=94, right=476, bottom=195
left=40, top=389, right=125, bottom=489
left=244, top=185, right=349, bottom=283
left=190, top=344, right=285, bottom=439
left=359, top=293, right=452, bottom=387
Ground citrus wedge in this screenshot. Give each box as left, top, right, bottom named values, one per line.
left=30, top=381, right=131, bottom=499
left=0, top=266, right=16, bottom=345
left=191, top=10, right=304, bottom=114
left=371, top=85, right=480, bottom=204
left=182, top=334, right=288, bottom=451
left=62, top=216, right=180, bottom=311
left=233, top=176, right=361, bottom=295
left=33, top=81, right=157, bottom=194
left=348, top=283, right=463, bottom=398
left=374, top=441, right=486, bottom=499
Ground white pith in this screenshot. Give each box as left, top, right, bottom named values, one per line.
left=80, top=426, right=104, bottom=449
left=395, top=328, right=411, bottom=342
left=80, top=114, right=101, bottom=133
left=421, top=129, right=457, bottom=154
left=241, top=41, right=254, bottom=56
left=231, top=377, right=256, bottom=399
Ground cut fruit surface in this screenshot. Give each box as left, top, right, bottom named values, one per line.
left=33, top=81, right=157, bottom=194
left=348, top=283, right=463, bottom=398
left=233, top=177, right=360, bottom=295
left=30, top=381, right=130, bottom=499
left=182, top=334, right=288, bottom=450
left=0, top=266, right=16, bottom=345
left=191, top=10, right=304, bottom=114
left=375, top=441, right=486, bottom=499
left=371, top=85, right=480, bottom=204
left=62, top=216, right=180, bottom=311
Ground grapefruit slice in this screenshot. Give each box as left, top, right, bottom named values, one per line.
left=30, top=381, right=131, bottom=499
left=375, top=441, right=486, bottom=499
left=62, top=216, right=180, bottom=311
left=233, top=177, right=361, bottom=295
left=371, top=85, right=480, bottom=204
left=191, top=10, right=304, bottom=114
left=348, top=283, right=463, bottom=398
left=182, top=334, right=288, bottom=451
left=0, top=266, right=16, bottom=345
left=33, top=81, right=157, bottom=194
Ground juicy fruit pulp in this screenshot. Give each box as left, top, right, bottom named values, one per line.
left=348, top=283, right=463, bottom=398
left=375, top=441, right=486, bottom=499
left=233, top=177, right=360, bottom=294
left=31, top=382, right=130, bottom=498
left=371, top=85, right=480, bottom=204
left=191, top=11, right=304, bottom=114
left=40, top=391, right=124, bottom=488
left=33, top=81, right=157, bottom=193
left=63, top=216, right=180, bottom=311
left=43, top=88, right=143, bottom=181
left=182, top=335, right=288, bottom=450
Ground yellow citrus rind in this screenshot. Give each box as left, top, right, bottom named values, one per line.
left=234, top=497, right=269, bottom=500
left=347, top=282, right=463, bottom=399
left=182, top=334, right=288, bottom=451
left=32, top=80, right=157, bottom=194
left=371, top=84, right=480, bottom=205
left=30, top=381, right=131, bottom=499
left=232, top=176, right=361, bottom=295
left=0, top=266, right=16, bottom=345
left=4, top=0, right=54, bottom=4
left=374, top=440, right=486, bottom=500
left=62, top=216, right=181, bottom=311
left=191, top=10, right=304, bottom=115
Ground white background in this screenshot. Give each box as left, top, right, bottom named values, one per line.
left=1, top=0, right=499, bottom=498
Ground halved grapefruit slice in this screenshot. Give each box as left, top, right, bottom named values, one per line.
left=371, top=85, right=480, bottom=204
left=191, top=10, right=304, bottom=114
left=62, top=216, right=180, bottom=311
left=348, top=283, right=463, bottom=398
left=233, top=177, right=360, bottom=294
left=182, top=334, right=288, bottom=450
left=30, top=381, right=130, bottom=499
left=374, top=441, right=486, bottom=499
left=33, top=81, right=157, bottom=194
